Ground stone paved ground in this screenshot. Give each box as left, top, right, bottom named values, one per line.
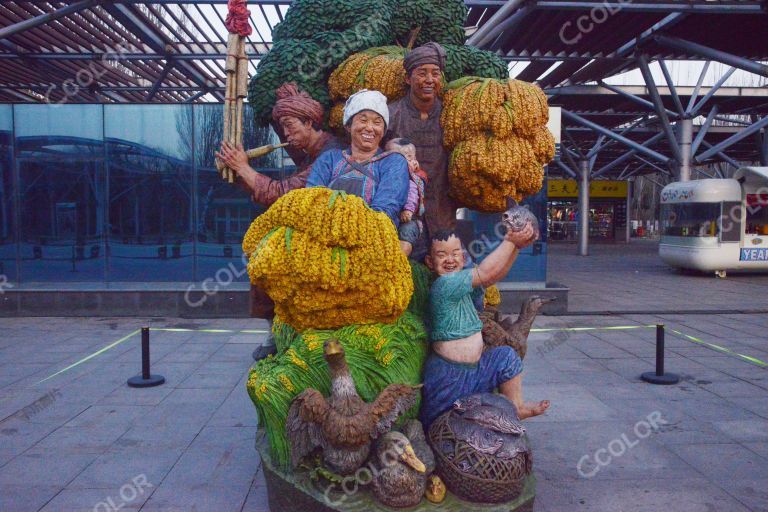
left=548, top=239, right=768, bottom=313
left=0, top=312, right=766, bottom=511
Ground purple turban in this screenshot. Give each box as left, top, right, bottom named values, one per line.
left=271, top=82, right=324, bottom=126
left=403, top=42, right=447, bottom=75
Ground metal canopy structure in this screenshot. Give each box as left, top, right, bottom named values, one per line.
left=0, top=0, right=766, bottom=179
left=465, top=0, right=768, bottom=180
left=0, top=0, right=282, bottom=103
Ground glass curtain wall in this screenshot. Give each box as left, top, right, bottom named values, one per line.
left=0, top=105, right=15, bottom=282
left=15, top=104, right=105, bottom=282
left=0, top=103, right=547, bottom=285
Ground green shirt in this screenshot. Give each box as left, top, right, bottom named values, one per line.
left=429, top=269, right=484, bottom=342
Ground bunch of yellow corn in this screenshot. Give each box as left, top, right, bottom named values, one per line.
left=243, top=188, right=413, bottom=331
left=327, top=46, right=407, bottom=129
left=484, top=284, right=502, bottom=308
left=441, top=76, right=555, bottom=212
left=329, top=102, right=345, bottom=130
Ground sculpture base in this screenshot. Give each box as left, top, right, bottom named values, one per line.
left=127, top=374, right=165, bottom=388
left=256, top=430, right=535, bottom=512
left=641, top=372, right=680, bottom=385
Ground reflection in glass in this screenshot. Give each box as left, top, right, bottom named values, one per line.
left=106, top=105, right=194, bottom=281
left=0, top=105, right=15, bottom=282
left=661, top=203, right=721, bottom=238
left=193, top=104, right=279, bottom=282
left=15, top=105, right=105, bottom=282
left=463, top=173, right=548, bottom=283
left=3, top=103, right=549, bottom=286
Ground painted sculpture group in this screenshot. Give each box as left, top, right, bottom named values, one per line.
left=213, top=0, right=556, bottom=508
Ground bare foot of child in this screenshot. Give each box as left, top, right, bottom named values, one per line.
left=517, top=400, right=550, bottom=419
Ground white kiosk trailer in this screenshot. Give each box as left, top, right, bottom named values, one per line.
left=659, top=167, right=768, bottom=277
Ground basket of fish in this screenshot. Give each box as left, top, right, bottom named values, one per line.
left=428, top=393, right=533, bottom=504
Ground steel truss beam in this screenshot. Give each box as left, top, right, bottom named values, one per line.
left=686, top=61, right=710, bottom=112
left=654, top=35, right=768, bottom=78
left=696, top=116, right=768, bottom=162
left=700, top=141, right=740, bottom=169
left=554, top=159, right=577, bottom=178
left=19, top=0, right=764, bottom=10
left=531, top=1, right=763, bottom=12
left=637, top=54, right=682, bottom=162
left=691, top=105, right=719, bottom=156
left=564, top=110, right=672, bottom=165
left=101, top=3, right=220, bottom=100
left=566, top=13, right=684, bottom=85
left=586, top=117, right=651, bottom=159
left=657, top=60, right=685, bottom=117
left=0, top=0, right=102, bottom=41
left=689, top=67, right=736, bottom=117
left=592, top=132, right=666, bottom=178
left=597, top=81, right=678, bottom=119
left=0, top=47, right=268, bottom=60
left=467, top=0, right=527, bottom=47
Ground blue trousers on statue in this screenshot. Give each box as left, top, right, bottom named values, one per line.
left=419, top=345, right=523, bottom=429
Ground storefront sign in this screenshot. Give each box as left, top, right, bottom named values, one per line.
left=548, top=180, right=628, bottom=199
left=661, top=188, right=695, bottom=202
left=740, top=248, right=768, bottom=261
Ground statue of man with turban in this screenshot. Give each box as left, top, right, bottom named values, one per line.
left=217, top=83, right=340, bottom=358
left=217, top=82, right=341, bottom=206
left=386, top=42, right=457, bottom=238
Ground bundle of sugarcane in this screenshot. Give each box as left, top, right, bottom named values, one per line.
left=441, top=77, right=555, bottom=212
left=246, top=310, right=428, bottom=468
left=214, top=143, right=290, bottom=175
left=242, top=187, right=414, bottom=331
left=219, top=0, right=252, bottom=183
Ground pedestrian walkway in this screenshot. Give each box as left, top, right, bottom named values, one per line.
left=548, top=239, right=768, bottom=314
left=0, top=314, right=766, bottom=511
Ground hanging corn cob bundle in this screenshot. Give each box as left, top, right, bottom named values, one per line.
left=217, top=0, right=252, bottom=183
left=441, top=77, right=555, bottom=212
left=243, top=188, right=414, bottom=331
left=329, top=47, right=408, bottom=103
left=327, top=46, right=408, bottom=129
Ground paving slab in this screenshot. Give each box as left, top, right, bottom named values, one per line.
left=0, top=313, right=765, bottom=511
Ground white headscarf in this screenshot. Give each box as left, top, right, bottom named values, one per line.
left=343, top=89, right=389, bottom=128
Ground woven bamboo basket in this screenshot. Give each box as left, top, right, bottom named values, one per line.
left=428, top=412, right=533, bottom=504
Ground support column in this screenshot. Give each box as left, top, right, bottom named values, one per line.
left=578, top=159, right=590, bottom=256
left=626, top=179, right=632, bottom=243
left=679, top=118, right=693, bottom=182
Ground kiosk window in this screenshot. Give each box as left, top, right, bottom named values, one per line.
left=746, top=194, right=768, bottom=235
left=661, top=203, right=720, bottom=237
left=720, top=201, right=742, bottom=243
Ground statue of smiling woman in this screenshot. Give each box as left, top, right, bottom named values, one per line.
left=307, top=89, right=410, bottom=228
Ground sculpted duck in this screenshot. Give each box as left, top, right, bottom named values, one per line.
left=286, top=338, right=420, bottom=475
left=371, top=431, right=427, bottom=508
left=425, top=474, right=447, bottom=504
left=400, top=419, right=435, bottom=475
left=482, top=296, right=555, bottom=359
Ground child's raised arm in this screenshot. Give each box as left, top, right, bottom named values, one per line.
left=472, top=223, right=537, bottom=287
